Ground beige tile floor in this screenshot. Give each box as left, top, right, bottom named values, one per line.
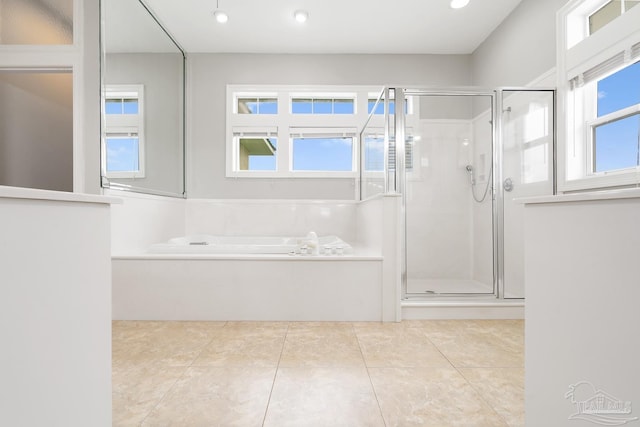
left=113, top=319, right=524, bottom=427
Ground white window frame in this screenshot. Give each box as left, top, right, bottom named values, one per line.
left=226, top=85, right=385, bottom=178
left=557, top=0, right=640, bottom=191
left=234, top=92, right=278, bottom=114
left=366, top=92, right=415, bottom=116
left=290, top=93, right=357, bottom=115
left=231, top=126, right=278, bottom=174
left=586, top=91, right=640, bottom=175
left=103, top=84, right=145, bottom=179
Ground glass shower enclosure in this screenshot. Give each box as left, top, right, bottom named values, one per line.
left=361, top=87, right=555, bottom=300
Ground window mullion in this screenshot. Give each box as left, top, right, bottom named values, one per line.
left=278, top=91, right=290, bottom=174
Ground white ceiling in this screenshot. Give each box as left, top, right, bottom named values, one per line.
left=138, top=0, right=524, bottom=54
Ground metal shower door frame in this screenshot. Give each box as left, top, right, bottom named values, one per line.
left=394, top=87, right=499, bottom=300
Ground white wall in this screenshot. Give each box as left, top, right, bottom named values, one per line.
left=187, top=53, right=472, bottom=199
left=471, top=0, right=569, bottom=87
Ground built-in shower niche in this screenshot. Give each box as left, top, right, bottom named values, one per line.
left=100, top=0, right=185, bottom=197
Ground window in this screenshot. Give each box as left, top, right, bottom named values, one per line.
left=291, top=96, right=355, bottom=114
left=592, top=113, right=640, bottom=171
left=103, top=85, right=144, bottom=178
left=590, top=61, right=640, bottom=173
left=589, top=0, right=640, bottom=35
left=362, top=133, right=385, bottom=171
left=577, top=60, right=640, bottom=175
left=236, top=95, right=277, bottom=114
left=388, top=138, right=415, bottom=171
left=226, top=85, right=384, bottom=177
left=104, top=135, right=140, bottom=172
left=232, top=128, right=278, bottom=171
left=362, top=130, right=414, bottom=172
left=367, top=99, right=410, bottom=115
left=559, top=0, right=640, bottom=190
left=290, top=132, right=355, bottom=172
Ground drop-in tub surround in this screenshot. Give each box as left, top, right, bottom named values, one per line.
left=148, top=234, right=354, bottom=255
left=112, top=253, right=382, bottom=322
left=110, top=194, right=402, bottom=322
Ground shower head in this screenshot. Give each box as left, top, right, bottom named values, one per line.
left=465, top=165, right=473, bottom=172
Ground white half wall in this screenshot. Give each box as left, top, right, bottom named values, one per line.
left=524, top=191, right=640, bottom=426
left=0, top=187, right=115, bottom=427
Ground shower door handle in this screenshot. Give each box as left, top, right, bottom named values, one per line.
left=503, top=177, right=514, bottom=192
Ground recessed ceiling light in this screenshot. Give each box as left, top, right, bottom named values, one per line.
left=450, top=0, right=470, bottom=9
left=213, top=0, right=228, bottom=23
left=294, top=10, right=309, bottom=23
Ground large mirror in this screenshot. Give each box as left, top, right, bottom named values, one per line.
left=101, top=0, right=185, bottom=197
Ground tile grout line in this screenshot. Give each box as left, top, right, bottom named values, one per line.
left=353, top=324, right=388, bottom=427
left=423, top=326, right=515, bottom=427
left=260, top=321, right=290, bottom=427
left=135, top=321, right=228, bottom=426
left=455, top=367, right=513, bottom=427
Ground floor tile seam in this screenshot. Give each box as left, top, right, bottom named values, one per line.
left=261, top=322, right=290, bottom=427
left=423, top=333, right=460, bottom=369
left=276, top=361, right=368, bottom=369
left=455, top=363, right=525, bottom=369
left=137, top=364, right=191, bottom=426
left=354, top=330, right=388, bottom=427
left=183, top=332, right=221, bottom=369
left=450, top=359, right=512, bottom=427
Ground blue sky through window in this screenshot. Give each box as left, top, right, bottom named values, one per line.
left=105, top=99, right=138, bottom=115
left=594, top=61, right=640, bottom=172
left=598, top=61, right=640, bottom=116
left=367, top=100, right=396, bottom=115
left=106, top=137, right=139, bottom=172
left=292, top=137, right=353, bottom=171
left=364, top=136, right=385, bottom=171
left=241, top=98, right=277, bottom=114
left=247, top=138, right=277, bottom=170
left=291, top=98, right=354, bottom=114
left=594, top=114, right=640, bottom=171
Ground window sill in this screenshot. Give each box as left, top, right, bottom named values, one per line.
left=559, top=170, right=640, bottom=192
left=226, top=171, right=357, bottom=179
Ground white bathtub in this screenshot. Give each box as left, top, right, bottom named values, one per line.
left=114, top=234, right=386, bottom=321
left=148, top=234, right=354, bottom=255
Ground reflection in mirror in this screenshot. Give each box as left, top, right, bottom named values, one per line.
left=101, top=0, right=185, bottom=197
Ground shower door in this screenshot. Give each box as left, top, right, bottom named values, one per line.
left=402, top=91, right=497, bottom=296
left=499, top=89, right=555, bottom=298
left=401, top=88, right=555, bottom=298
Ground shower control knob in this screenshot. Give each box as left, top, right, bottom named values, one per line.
left=503, top=177, right=514, bottom=192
